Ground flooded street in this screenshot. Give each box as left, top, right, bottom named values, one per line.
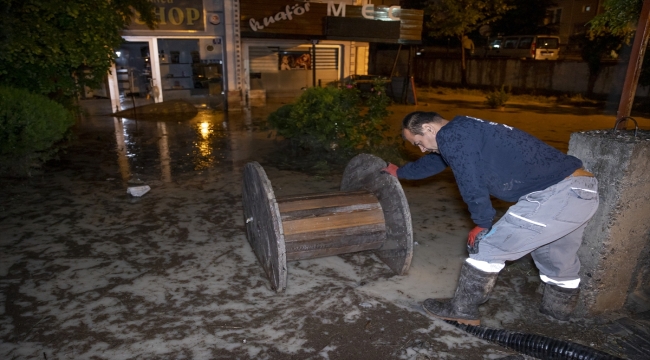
left=1, top=93, right=648, bottom=359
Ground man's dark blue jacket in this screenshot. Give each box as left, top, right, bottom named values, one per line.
left=397, top=115, right=582, bottom=228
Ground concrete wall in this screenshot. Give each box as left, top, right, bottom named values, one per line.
left=627, top=232, right=650, bottom=313
left=568, top=130, right=650, bottom=315
left=412, top=58, right=650, bottom=97
left=372, top=49, right=650, bottom=97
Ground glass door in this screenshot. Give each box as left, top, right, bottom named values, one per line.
left=114, top=41, right=156, bottom=110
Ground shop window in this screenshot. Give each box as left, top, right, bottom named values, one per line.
left=279, top=52, right=312, bottom=70
left=249, top=46, right=340, bottom=73
left=157, top=38, right=223, bottom=105
left=282, top=46, right=339, bottom=70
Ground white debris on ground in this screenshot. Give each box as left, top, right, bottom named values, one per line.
left=126, top=184, right=151, bottom=197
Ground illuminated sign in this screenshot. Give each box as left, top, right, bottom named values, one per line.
left=130, top=0, right=205, bottom=31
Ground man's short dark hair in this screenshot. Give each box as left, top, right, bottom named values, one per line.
left=401, top=111, right=446, bottom=135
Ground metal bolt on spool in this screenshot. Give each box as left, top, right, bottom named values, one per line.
left=242, top=153, right=413, bottom=292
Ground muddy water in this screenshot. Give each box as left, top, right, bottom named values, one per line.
left=76, top=101, right=283, bottom=185
left=1, top=95, right=643, bottom=359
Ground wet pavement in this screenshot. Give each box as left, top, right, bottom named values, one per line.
left=1, top=93, right=649, bottom=359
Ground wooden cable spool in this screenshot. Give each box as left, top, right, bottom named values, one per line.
left=242, top=153, right=413, bottom=292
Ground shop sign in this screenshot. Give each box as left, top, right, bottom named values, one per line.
left=130, top=0, right=205, bottom=32
left=326, top=2, right=401, bottom=21
left=249, top=2, right=311, bottom=32
left=248, top=2, right=401, bottom=32
left=240, top=0, right=422, bottom=42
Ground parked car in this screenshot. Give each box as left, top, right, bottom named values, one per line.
left=486, top=35, right=561, bottom=60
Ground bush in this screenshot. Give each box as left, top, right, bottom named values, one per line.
left=485, top=85, right=511, bottom=109
left=267, top=78, right=399, bottom=171
left=0, top=86, right=75, bottom=176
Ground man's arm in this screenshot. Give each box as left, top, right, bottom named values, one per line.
left=396, top=153, right=448, bottom=180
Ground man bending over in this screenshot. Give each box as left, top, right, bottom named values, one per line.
left=384, top=111, right=599, bottom=324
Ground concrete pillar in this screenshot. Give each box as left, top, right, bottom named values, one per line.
left=227, top=90, right=243, bottom=111
left=224, top=0, right=244, bottom=111
left=568, top=130, right=650, bottom=316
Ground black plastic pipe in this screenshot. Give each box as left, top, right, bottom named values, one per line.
left=446, top=320, right=623, bottom=360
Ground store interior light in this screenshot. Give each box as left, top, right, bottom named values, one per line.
left=115, top=51, right=121, bottom=58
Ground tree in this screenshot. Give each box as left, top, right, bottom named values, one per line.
left=0, top=0, right=157, bottom=106
left=490, top=0, right=558, bottom=36
left=588, top=0, right=650, bottom=88
left=589, top=0, right=643, bottom=39
left=424, top=0, right=512, bottom=85
left=574, top=33, right=626, bottom=95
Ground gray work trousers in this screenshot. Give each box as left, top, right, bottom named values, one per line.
left=470, top=176, right=599, bottom=283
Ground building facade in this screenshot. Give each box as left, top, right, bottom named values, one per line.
left=107, top=0, right=226, bottom=112
left=106, top=0, right=422, bottom=112
left=547, top=0, right=604, bottom=45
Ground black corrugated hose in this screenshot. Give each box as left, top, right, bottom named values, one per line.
left=446, top=320, right=624, bottom=360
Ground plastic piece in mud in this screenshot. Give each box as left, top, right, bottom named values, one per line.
left=127, top=185, right=151, bottom=197
left=241, top=153, right=413, bottom=293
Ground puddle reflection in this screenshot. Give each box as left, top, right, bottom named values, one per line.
left=192, top=115, right=218, bottom=171
left=110, top=108, right=264, bottom=183
left=157, top=122, right=172, bottom=183
left=113, top=118, right=132, bottom=182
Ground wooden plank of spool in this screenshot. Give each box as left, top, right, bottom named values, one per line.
left=340, top=154, right=413, bottom=275
left=242, top=162, right=287, bottom=292
left=279, top=191, right=386, bottom=261
left=242, top=153, right=412, bottom=292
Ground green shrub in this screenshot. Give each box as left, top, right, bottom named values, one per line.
left=0, top=86, right=75, bottom=176
left=485, top=85, right=511, bottom=109
left=268, top=78, right=397, bottom=170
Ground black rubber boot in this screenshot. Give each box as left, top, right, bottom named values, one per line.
left=539, top=283, right=580, bottom=321
left=422, top=262, right=499, bottom=326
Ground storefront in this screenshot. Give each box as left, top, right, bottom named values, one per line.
left=107, top=0, right=227, bottom=112
left=106, top=1, right=422, bottom=112
left=237, top=0, right=422, bottom=106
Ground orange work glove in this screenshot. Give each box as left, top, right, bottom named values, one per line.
left=467, top=226, right=492, bottom=254
left=382, top=163, right=399, bottom=177
left=467, top=226, right=487, bottom=247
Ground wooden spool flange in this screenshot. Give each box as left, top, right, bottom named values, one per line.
left=242, top=153, right=413, bottom=292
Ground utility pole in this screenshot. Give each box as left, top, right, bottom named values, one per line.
left=616, top=0, right=650, bottom=128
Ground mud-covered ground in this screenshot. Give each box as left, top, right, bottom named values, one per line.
left=1, top=91, right=649, bottom=359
